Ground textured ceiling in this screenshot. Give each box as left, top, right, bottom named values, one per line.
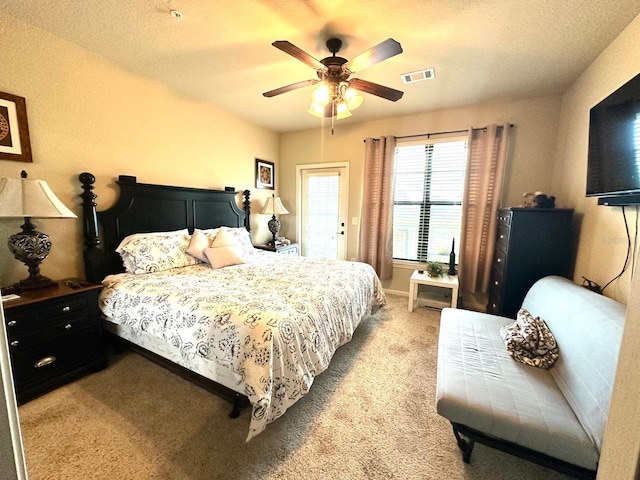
left=2, top=1, right=639, bottom=133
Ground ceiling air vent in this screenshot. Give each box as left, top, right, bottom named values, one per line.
left=401, top=68, right=435, bottom=84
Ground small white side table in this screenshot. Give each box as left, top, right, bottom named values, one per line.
left=408, top=270, right=459, bottom=312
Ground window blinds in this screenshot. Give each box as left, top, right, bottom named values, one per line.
left=392, top=139, right=467, bottom=262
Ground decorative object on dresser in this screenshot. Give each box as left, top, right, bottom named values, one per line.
left=0, top=91, right=32, bottom=163
left=487, top=207, right=574, bottom=318
left=1, top=278, right=106, bottom=404
left=261, top=193, right=289, bottom=245
left=0, top=171, right=77, bottom=291
left=254, top=243, right=299, bottom=255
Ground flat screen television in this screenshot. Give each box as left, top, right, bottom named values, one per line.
left=587, top=72, right=640, bottom=205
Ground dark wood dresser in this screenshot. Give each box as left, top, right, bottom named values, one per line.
left=2, top=279, right=106, bottom=404
left=487, top=208, right=574, bottom=318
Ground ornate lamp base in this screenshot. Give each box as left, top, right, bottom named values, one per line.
left=7, top=217, right=57, bottom=291
left=267, top=215, right=281, bottom=245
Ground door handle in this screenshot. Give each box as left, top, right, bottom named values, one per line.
left=337, top=231, right=344, bottom=235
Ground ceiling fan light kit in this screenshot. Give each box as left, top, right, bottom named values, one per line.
left=264, top=37, right=404, bottom=132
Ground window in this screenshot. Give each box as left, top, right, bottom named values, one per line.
left=392, top=137, right=467, bottom=263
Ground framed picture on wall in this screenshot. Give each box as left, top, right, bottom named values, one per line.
left=0, top=92, right=32, bottom=163
left=256, top=159, right=274, bottom=190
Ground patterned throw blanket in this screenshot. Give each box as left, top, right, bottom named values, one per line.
left=99, top=253, right=386, bottom=440
left=500, top=308, right=559, bottom=369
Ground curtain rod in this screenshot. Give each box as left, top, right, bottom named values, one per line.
left=363, top=124, right=514, bottom=142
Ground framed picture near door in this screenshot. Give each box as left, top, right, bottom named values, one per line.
left=256, top=159, right=274, bottom=190
left=0, top=92, right=32, bottom=163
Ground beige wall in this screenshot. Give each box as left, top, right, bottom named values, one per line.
left=549, top=13, right=640, bottom=479
left=0, top=13, right=279, bottom=287
left=280, top=95, right=563, bottom=294
left=551, top=14, right=640, bottom=306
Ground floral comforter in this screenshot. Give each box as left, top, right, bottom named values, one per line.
left=99, top=252, right=386, bottom=440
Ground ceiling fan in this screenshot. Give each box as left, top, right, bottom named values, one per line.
left=263, top=37, right=404, bottom=120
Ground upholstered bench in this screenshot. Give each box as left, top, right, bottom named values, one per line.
left=435, top=276, right=625, bottom=479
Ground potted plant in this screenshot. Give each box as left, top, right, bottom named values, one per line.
left=426, top=261, right=444, bottom=278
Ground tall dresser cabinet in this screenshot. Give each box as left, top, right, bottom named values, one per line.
left=487, top=208, right=574, bottom=318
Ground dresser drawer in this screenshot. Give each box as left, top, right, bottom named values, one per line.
left=39, top=295, right=89, bottom=319
left=497, top=210, right=512, bottom=226
left=487, top=291, right=502, bottom=315
left=6, top=313, right=93, bottom=344
left=4, top=295, right=91, bottom=334
left=490, top=267, right=504, bottom=294
left=496, top=224, right=510, bottom=251
left=10, top=328, right=102, bottom=390
left=492, top=246, right=507, bottom=273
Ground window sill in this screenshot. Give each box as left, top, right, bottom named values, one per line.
left=392, top=260, right=458, bottom=271
left=393, top=260, right=426, bottom=270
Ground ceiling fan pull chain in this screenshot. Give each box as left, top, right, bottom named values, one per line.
left=331, top=102, right=336, bottom=135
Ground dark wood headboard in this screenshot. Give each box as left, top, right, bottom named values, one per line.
left=79, top=172, right=251, bottom=283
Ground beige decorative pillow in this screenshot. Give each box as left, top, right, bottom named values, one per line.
left=187, top=229, right=213, bottom=263
left=204, top=228, right=246, bottom=269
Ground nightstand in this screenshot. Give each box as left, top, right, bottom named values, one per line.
left=254, top=243, right=300, bottom=255
left=1, top=278, right=106, bottom=404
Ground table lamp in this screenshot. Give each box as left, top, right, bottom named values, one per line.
left=0, top=171, right=77, bottom=291
left=261, top=194, right=289, bottom=245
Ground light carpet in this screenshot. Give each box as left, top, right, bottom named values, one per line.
left=18, top=294, right=572, bottom=480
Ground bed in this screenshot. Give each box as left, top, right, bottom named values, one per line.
left=78, top=173, right=386, bottom=440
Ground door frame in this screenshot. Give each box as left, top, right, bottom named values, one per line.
left=296, top=162, right=350, bottom=259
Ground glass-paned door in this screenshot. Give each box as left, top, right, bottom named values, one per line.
left=300, top=167, right=347, bottom=259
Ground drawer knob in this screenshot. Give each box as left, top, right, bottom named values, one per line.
left=62, top=306, right=71, bottom=313
left=34, top=356, right=57, bottom=369
left=499, top=234, right=504, bottom=239
left=497, top=258, right=501, bottom=263
left=65, top=323, right=72, bottom=330
left=494, top=280, right=499, bottom=285
left=10, top=340, right=19, bottom=347
left=7, top=320, right=17, bottom=327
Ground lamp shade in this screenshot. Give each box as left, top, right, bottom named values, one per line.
left=261, top=195, right=289, bottom=215
left=0, top=176, right=76, bottom=219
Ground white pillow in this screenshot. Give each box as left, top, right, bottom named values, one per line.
left=116, top=232, right=199, bottom=274
left=116, top=228, right=188, bottom=251
left=219, top=226, right=255, bottom=257
left=204, top=228, right=246, bottom=269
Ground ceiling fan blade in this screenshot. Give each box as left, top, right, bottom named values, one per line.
left=343, top=38, right=403, bottom=74
left=263, top=79, right=318, bottom=98
left=350, top=78, right=404, bottom=102
left=272, top=41, right=326, bottom=71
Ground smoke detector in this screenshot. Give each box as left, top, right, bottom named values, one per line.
left=401, top=68, right=435, bottom=84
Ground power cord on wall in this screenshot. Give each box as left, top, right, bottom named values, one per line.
left=601, top=205, right=634, bottom=294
